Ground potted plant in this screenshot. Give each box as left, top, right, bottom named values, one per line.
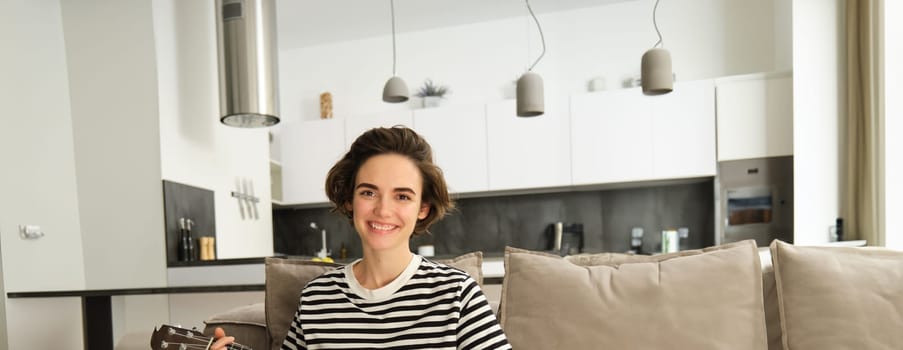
left=415, top=79, right=450, bottom=108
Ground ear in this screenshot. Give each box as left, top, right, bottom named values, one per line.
left=344, top=201, right=352, bottom=213
left=418, top=203, right=430, bottom=220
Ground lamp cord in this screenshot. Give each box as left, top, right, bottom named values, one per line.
left=391, top=0, right=397, bottom=76
left=525, top=0, right=546, bottom=71
left=652, top=0, right=663, bottom=48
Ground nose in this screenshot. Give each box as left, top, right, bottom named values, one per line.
left=374, top=196, right=393, bottom=217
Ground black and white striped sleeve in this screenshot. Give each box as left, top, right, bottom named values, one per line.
left=281, top=302, right=307, bottom=350
left=456, top=278, right=511, bottom=350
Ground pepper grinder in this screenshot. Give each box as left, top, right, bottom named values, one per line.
left=185, top=219, right=195, bottom=261
left=178, top=218, right=189, bottom=262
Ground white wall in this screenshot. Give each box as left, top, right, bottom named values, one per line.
left=153, top=0, right=274, bottom=260
left=791, top=0, right=844, bottom=245
left=272, top=0, right=781, bottom=160
left=5, top=298, right=83, bottom=350
left=0, top=0, right=88, bottom=347
left=60, top=0, right=168, bottom=290
left=884, top=0, right=901, bottom=250
left=773, top=0, right=793, bottom=71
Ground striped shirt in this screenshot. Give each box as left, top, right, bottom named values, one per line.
left=282, top=255, right=511, bottom=350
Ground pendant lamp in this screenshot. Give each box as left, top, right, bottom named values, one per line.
left=215, top=0, right=281, bottom=127
left=641, top=0, right=673, bottom=95
left=516, top=0, right=546, bottom=117
left=382, top=0, right=409, bottom=103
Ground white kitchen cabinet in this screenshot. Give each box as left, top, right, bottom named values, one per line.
left=344, top=111, right=414, bottom=149
left=413, top=104, right=489, bottom=193
left=715, top=73, right=793, bottom=161
left=281, top=119, right=346, bottom=204
left=571, top=80, right=716, bottom=185
left=651, top=79, right=717, bottom=178
left=485, top=98, right=572, bottom=191
left=571, top=87, right=654, bottom=185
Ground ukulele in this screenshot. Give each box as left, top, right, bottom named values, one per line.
left=150, top=324, right=253, bottom=350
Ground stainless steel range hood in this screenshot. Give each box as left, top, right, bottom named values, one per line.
left=215, top=0, right=280, bottom=128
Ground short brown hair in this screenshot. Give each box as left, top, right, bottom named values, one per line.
left=325, top=126, right=453, bottom=235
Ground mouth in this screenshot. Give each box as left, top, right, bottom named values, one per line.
left=368, top=221, right=398, bottom=233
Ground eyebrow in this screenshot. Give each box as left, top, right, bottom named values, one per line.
left=355, top=182, right=417, bottom=195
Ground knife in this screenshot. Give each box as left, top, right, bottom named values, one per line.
left=235, top=177, right=246, bottom=220
left=248, top=178, right=259, bottom=220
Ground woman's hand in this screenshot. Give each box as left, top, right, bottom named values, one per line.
left=209, top=327, right=235, bottom=350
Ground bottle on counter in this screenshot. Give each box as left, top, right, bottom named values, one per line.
left=178, top=218, right=190, bottom=262
left=339, top=242, right=348, bottom=260
left=185, top=219, right=195, bottom=261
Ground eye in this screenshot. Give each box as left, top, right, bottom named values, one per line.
left=397, top=193, right=412, bottom=201
left=359, top=190, right=376, bottom=198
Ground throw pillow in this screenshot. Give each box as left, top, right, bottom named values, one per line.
left=433, top=251, right=484, bottom=286
left=761, top=256, right=783, bottom=350
left=500, top=240, right=767, bottom=349
left=770, top=240, right=903, bottom=349
left=265, top=258, right=341, bottom=350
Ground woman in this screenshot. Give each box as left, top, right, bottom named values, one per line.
left=213, top=126, right=510, bottom=349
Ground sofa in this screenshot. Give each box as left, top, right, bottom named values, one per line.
left=204, top=240, right=903, bottom=350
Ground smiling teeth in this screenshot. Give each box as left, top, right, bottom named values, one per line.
left=370, top=223, right=395, bottom=230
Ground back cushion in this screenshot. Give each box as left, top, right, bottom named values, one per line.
left=433, top=251, right=483, bottom=286
left=770, top=240, right=903, bottom=349
left=761, top=256, right=783, bottom=350
left=265, top=258, right=341, bottom=350
left=500, top=240, right=767, bottom=349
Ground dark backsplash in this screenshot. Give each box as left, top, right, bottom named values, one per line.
left=273, top=179, right=715, bottom=258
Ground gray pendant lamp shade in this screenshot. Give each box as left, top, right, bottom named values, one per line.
left=517, top=72, right=544, bottom=117
left=382, top=0, right=409, bottom=103
left=215, top=0, right=280, bottom=128
left=516, top=0, right=546, bottom=117
left=641, top=48, right=673, bottom=95
left=383, top=76, right=410, bottom=103
left=641, top=0, right=673, bottom=96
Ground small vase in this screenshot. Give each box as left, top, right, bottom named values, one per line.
left=422, top=96, right=442, bottom=108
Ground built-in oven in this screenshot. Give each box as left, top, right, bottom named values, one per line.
left=715, top=156, right=793, bottom=247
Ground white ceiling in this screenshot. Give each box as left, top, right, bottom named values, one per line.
left=275, top=0, right=633, bottom=49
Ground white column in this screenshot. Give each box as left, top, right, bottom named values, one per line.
left=791, top=0, right=843, bottom=245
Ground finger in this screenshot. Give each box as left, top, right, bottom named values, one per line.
left=214, top=327, right=226, bottom=339
left=210, top=336, right=235, bottom=350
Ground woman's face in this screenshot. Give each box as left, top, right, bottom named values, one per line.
left=346, top=153, right=430, bottom=255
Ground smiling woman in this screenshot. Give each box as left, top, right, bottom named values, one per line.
left=211, top=126, right=511, bottom=349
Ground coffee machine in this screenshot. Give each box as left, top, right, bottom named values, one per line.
left=548, top=222, right=584, bottom=256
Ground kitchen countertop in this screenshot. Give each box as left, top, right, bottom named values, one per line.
left=168, top=252, right=506, bottom=268
left=166, top=254, right=507, bottom=288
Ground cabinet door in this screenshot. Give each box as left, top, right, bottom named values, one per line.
left=485, top=98, right=571, bottom=191
left=413, top=104, right=489, bottom=193
left=651, top=79, right=717, bottom=178
left=344, top=111, right=414, bottom=149
left=571, top=87, right=653, bottom=185
left=716, top=75, right=793, bottom=161
left=281, top=119, right=346, bottom=204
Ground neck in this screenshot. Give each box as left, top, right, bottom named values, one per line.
left=354, top=249, right=414, bottom=289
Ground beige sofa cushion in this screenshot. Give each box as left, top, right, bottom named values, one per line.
left=500, top=240, right=766, bottom=349
left=770, top=240, right=903, bottom=349
left=433, top=251, right=483, bottom=286
left=761, top=256, right=783, bottom=350
left=203, top=302, right=268, bottom=350
left=265, top=258, right=342, bottom=350
left=264, top=253, right=483, bottom=350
